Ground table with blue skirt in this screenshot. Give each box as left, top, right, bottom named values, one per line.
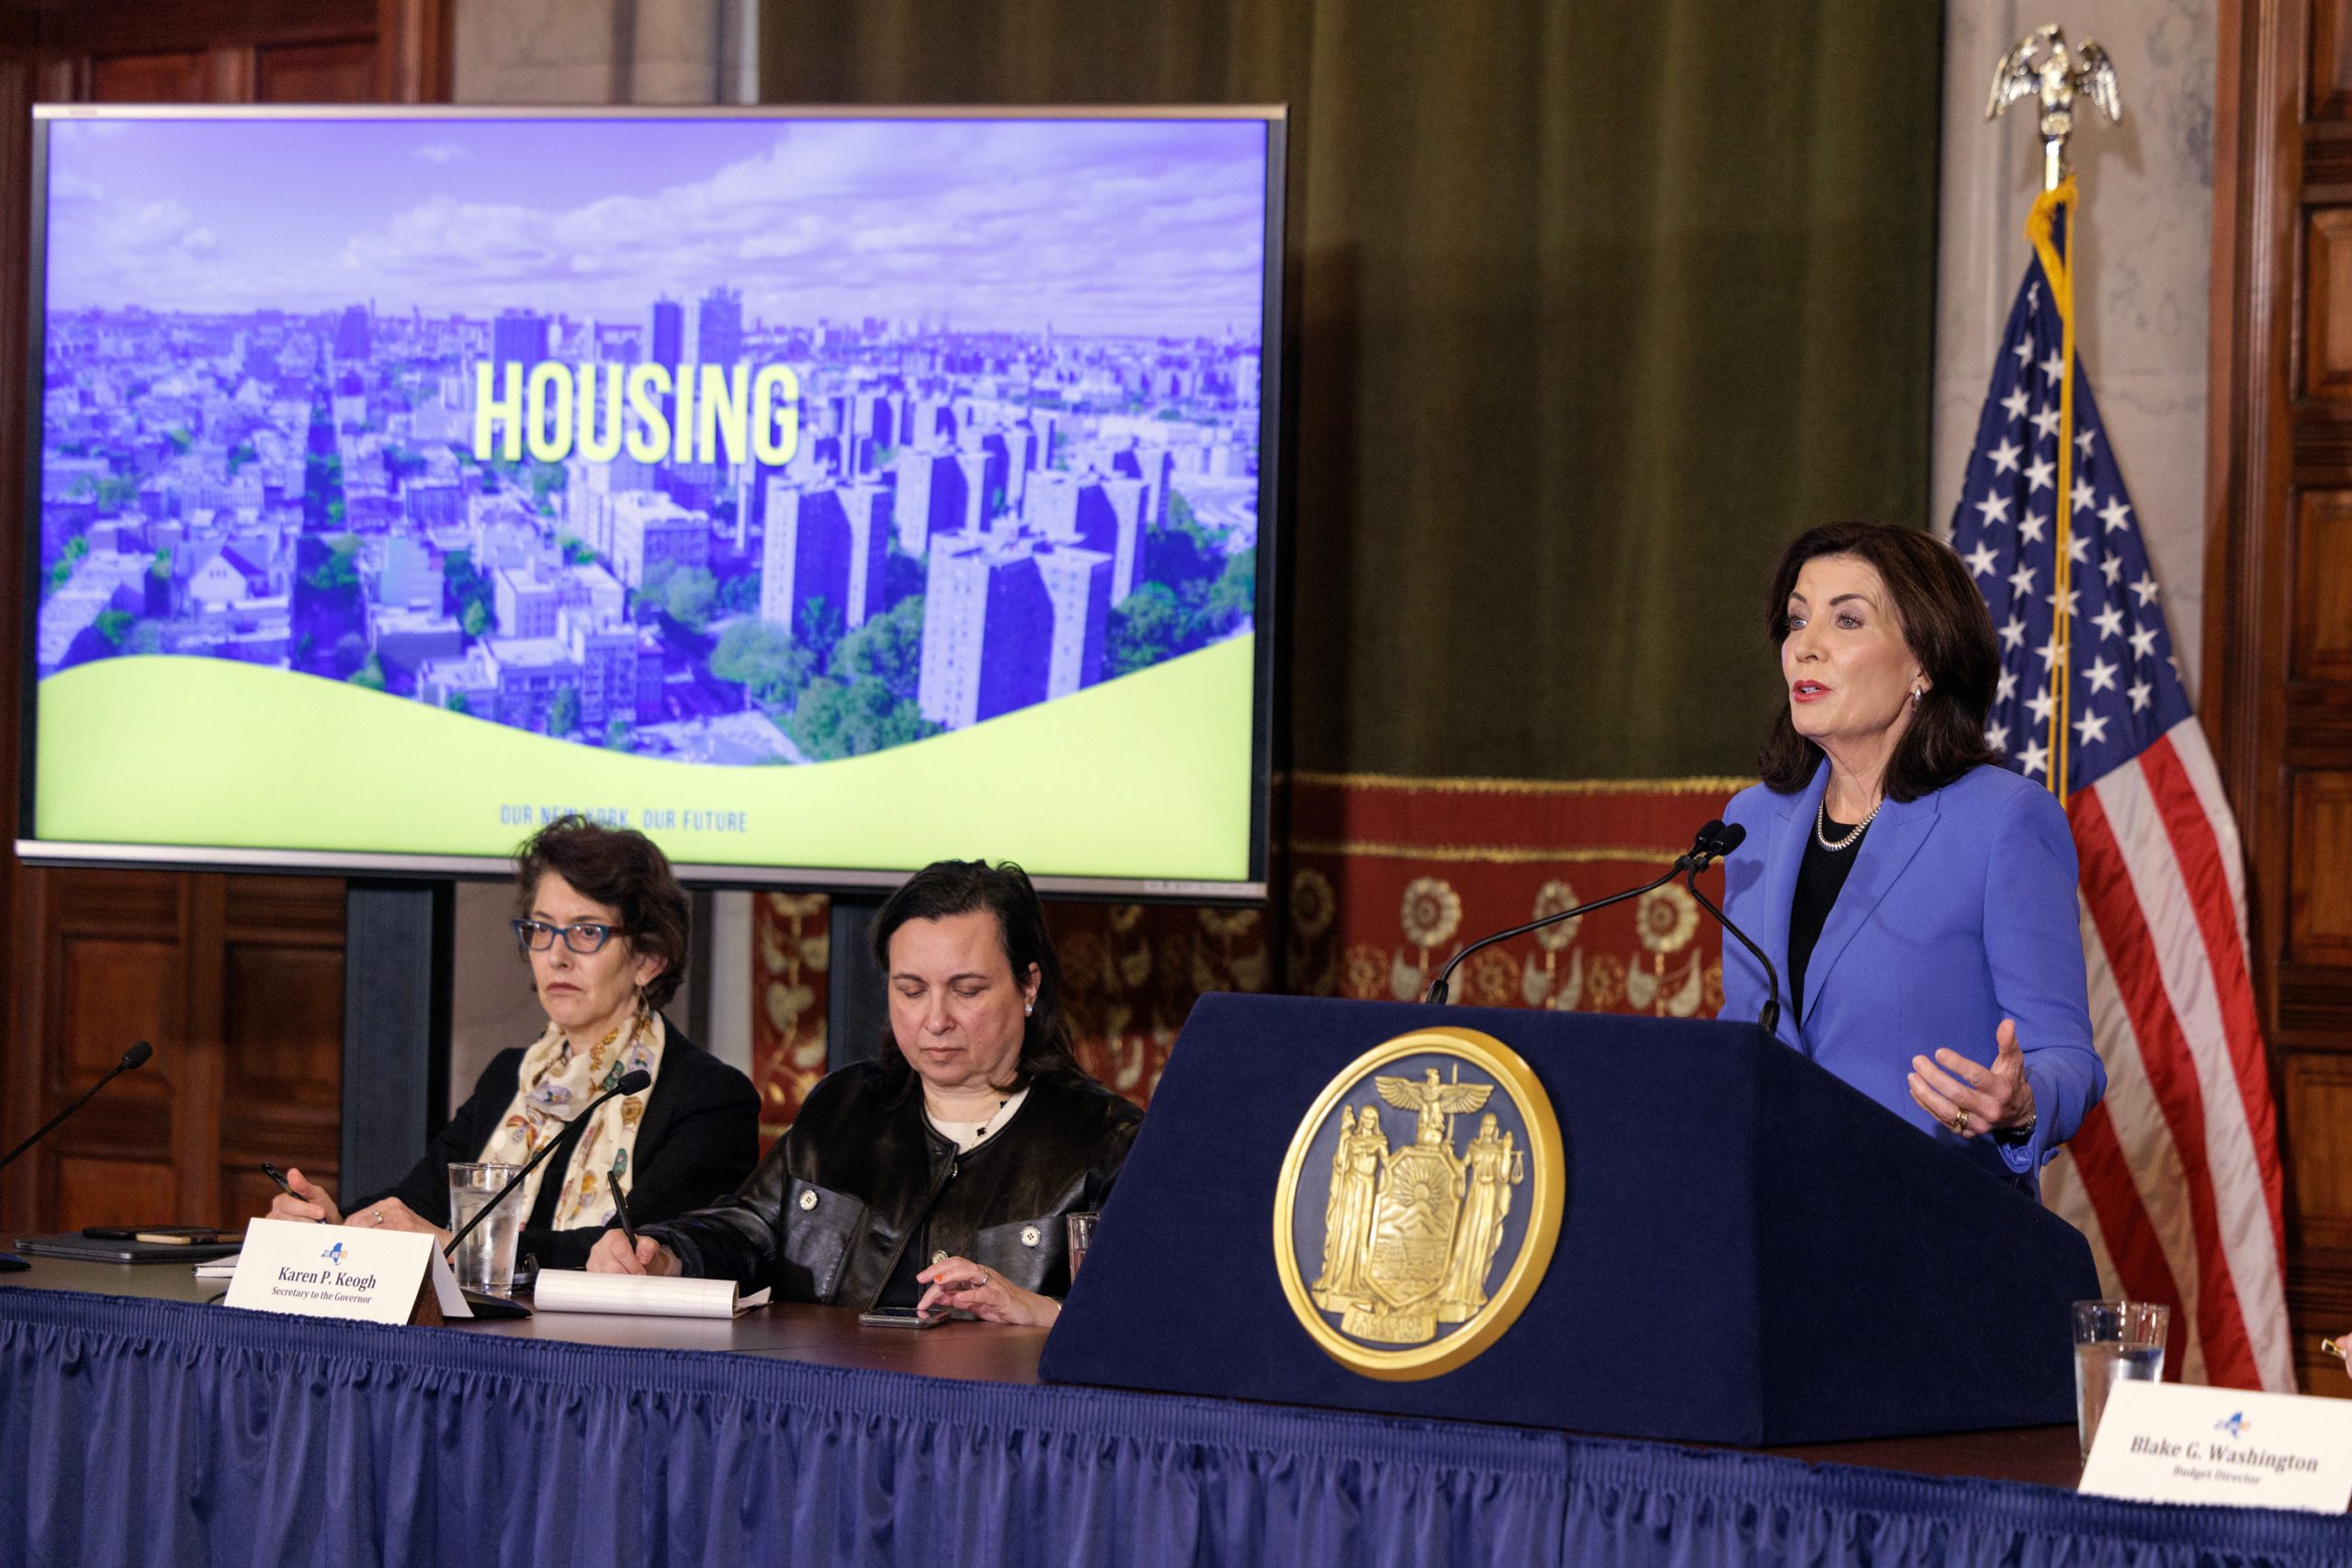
left=2, top=1259, right=2346, bottom=1567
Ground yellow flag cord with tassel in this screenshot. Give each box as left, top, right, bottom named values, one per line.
left=2024, top=177, right=2078, bottom=799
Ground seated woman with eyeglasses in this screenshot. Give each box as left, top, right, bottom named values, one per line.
left=264, top=815, right=760, bottom=1270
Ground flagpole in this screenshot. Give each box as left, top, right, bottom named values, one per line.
left=2029, top=185, right=2078, bottom=798
left=1988, top=27, right=2122, bottom=797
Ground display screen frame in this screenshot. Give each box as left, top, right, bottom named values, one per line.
left=16, top=102, right=1285, bottom=899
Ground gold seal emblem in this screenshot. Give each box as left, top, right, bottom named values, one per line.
left=1272, top=1026, right=1564, bottom=1380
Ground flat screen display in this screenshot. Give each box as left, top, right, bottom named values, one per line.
left=21, top=107, right=1281, bottom=893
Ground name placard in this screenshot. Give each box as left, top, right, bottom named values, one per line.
left=2080, top=1381, right=2352, bottom=1513
left=223, top=1217, right=471, bottom=1325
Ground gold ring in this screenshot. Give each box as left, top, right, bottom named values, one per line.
left=372, top=1208, right=385, bottom=1224
left=1950, top=1111, right=1969, bottom=1135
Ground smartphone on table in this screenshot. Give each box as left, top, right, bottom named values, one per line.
left=857, top=1305, right=949, bottom=1329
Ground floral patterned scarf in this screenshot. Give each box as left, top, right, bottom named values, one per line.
left=476, top=1007, right=664, bottom=1231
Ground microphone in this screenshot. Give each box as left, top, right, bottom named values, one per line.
left=1424, top=822, right=1730, bottom=1005
left=0, top=1040, right=153, bottom=1176
left=1676, top=823, right=1786, bottom=1037
left=0, top=1040, right=153, bottom=1273
left=442, top=1068, right=652, bottom=1258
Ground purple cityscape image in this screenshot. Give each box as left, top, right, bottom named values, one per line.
left=35, top=116, right=1268, bottom=764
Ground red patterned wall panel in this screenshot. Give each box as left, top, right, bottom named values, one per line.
left=1283, top=773, right=1737, bottom=1021
left=745, top=774, right=1743, bottom=1132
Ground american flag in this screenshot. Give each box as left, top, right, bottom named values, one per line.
left=1949, top=193, right=2290, bottom=1391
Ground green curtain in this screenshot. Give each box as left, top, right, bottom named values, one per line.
left=762, top=0, right=1944, bottom=780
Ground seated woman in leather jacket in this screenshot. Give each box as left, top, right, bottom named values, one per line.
left=588, top=858, right=1140, bottom=1326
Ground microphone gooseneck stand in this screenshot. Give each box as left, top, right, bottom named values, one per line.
left=0, top=1041, right=157, bottom=1272
left=434, top=1067, right=653, bottom=1319
left=1678, top=841, right=1784, bottom=1037
left=1424, top=823, right=1730, bottom=1006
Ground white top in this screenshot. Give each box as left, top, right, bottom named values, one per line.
left=925, top=1086, right=1031, bottom=1155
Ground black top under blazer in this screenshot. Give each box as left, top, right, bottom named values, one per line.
left=349, top=1021, right=761, bottom=1271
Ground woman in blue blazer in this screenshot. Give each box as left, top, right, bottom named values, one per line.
left=1719, top=521, right=2104, bottom=1195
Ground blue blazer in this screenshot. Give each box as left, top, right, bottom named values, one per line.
left=1719, top=761, right=2104, bottom=1193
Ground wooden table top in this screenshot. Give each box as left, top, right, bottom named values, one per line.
left=0, top=1254, right=2084, bottom=1489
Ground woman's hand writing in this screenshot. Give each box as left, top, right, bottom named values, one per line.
left=586, top=1230, right=680, bottom=1276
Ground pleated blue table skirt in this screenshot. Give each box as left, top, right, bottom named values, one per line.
left=2, top=1289, right=2346, bottom=1568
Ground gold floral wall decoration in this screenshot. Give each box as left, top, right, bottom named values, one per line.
left=750, top=892, right=829, bottom=1146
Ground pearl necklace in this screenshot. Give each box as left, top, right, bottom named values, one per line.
left=1815, top=795, right=1883, bottom=852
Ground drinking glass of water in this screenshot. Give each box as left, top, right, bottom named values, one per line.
left=447, top=1162, right=524, bottom=1295
left=1065, top=1212, right=1099, bottom=1280
left=2072, top=1299, right=2169, bottom=1459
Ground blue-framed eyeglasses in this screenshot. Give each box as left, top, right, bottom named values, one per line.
left=512, top=919, right=628, bottom=954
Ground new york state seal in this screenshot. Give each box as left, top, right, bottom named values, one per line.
left=1273, top=1026, right=1564, bottom=1380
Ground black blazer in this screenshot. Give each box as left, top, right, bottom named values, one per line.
left=349, top=1021, right=761, bottom=1271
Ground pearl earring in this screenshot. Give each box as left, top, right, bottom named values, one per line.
left=1911, top=684, right=1925, bottom=706
left=1023, top=1001, right=1035, bottom=1017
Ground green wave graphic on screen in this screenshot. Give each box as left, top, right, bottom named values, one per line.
left=35, top=636, right=1253, bottom=881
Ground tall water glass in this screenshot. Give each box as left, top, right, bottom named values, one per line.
left=2072, top=1299, right=2169, bottom=1458
left=1066, top=1212, right=1099, bottom=1280
left=447, top=1162, right=524, bottom=1295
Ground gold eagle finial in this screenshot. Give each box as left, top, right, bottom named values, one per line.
left=1987, top=25, right=2123, bottom=192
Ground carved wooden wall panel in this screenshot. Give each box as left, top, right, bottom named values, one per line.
left=2288, top=772, right=2352, bottom=960
left=4, top=869, right=345, bottom=1233
left=2312, top=0, right=2352, bottom=118
left=2294, top=491, right=2352, bottom=678
left=255, top=40, right=378, bottom=102
left=2305, top=210, right=2352, bottom=396
left=2212, top=0, right=2352, bottom=1389
left=53, top=1155, right=174, bottom=1229
left=85, top=51, right=209, bottom=102
left=216, top=879, right=346, bottom=1228
left=2284, top=1054, right=2352, bottom=1258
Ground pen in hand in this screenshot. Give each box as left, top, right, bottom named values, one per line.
left=260, top=1161, right=322, bottom=1223
left=608, top=1153, right=639, bottom=1249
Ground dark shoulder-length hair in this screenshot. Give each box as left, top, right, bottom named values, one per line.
left=1758, top=521, right=2001, bottom=802
left=869, top=859, right=1091, bottom=1095
left=512, top=814, right=691, bottom=1011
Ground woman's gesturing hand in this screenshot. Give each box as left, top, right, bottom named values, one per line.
left=1908, top=1018, right=2036, bottom=1140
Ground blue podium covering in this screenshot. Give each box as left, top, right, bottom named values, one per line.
left=4, top=1288, right=2350, bottom=1567
left=1044, top=995, right=2100, bottom=1443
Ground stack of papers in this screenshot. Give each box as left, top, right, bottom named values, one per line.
left=194, top=1252, right=240, bottom=1280
left=531, top=1269, right=769, bottom=1319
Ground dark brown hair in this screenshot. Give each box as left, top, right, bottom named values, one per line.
left=1758, top=521, right=2001, bottom=801
left=512, top=814, right=691, bottom=1011
left=870, top=859, right=1090, bottom=1093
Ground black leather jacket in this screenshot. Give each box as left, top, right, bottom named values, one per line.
left=647, top=1062, right=1141, bottom=1308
